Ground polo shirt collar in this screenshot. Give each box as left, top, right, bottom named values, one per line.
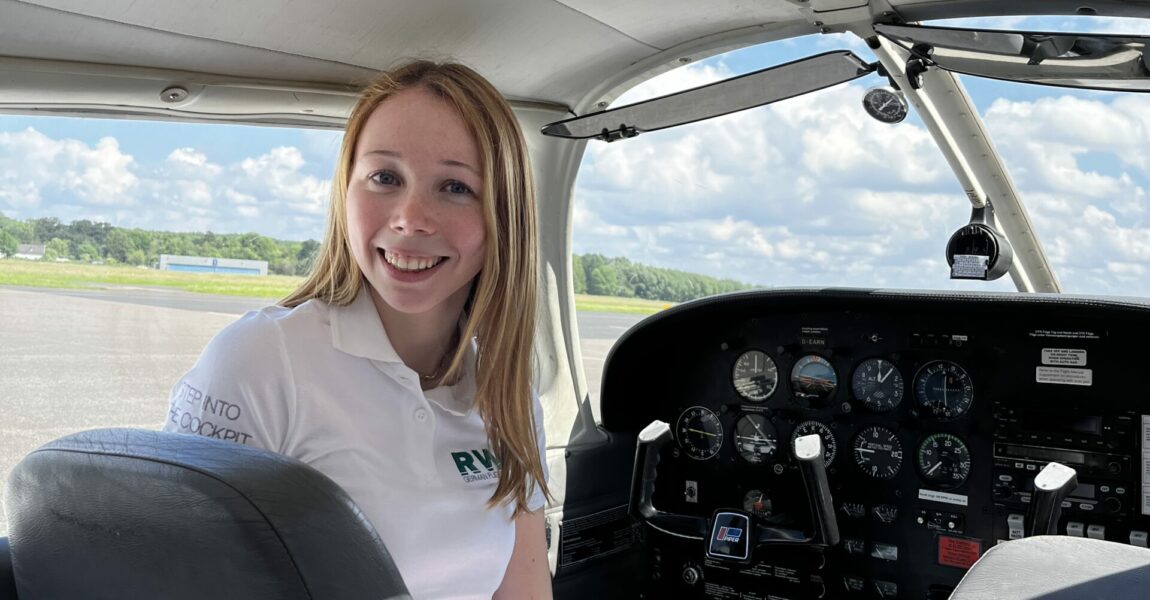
left=330, top=285, right=403, bottom=364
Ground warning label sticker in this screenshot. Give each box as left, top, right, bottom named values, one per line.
left=918, top=489, right=969, bottom=507
left=1036, top=367, right=1093, bottom=386
left=938, top=536, right=982, bottom=569
left=951, top=254, right=989, bottom=278
left=1042, top=348, right=1087, bottom=367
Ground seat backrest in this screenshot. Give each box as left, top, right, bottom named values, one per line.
left=949, top=535, right=1150, bottom=599
left=4, top=428, right=410, bottom=600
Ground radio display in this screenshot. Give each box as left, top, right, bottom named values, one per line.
left=1071, top=483, right=1096, bottom=499
left=1016, top=410, right=1102, bottom=436
left=999, top=444, right=1087, bottom=466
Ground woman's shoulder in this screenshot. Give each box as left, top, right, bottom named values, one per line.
left=200, top=299, right=333, bottom=367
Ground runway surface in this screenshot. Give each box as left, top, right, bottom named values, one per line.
left=0, top=285, right=643, bottom=533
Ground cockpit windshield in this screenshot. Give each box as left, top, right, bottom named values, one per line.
left=571, top=19, right=1150, bottom=296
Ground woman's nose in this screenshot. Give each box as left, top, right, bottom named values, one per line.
left=389, top=190, right=435, bottom=235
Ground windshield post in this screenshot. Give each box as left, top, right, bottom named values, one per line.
left=871, top=36, right=1061, bottom=293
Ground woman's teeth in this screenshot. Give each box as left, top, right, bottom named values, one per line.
left=383, top=250, right=444, bottom=272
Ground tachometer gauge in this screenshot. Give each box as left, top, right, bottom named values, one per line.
left=852, top=426, right=903, bottom=480
left=913, top=361, right=974, bottom=420
left=916, top=433, right=971, bottom=489
left=790, top=420, right=837, bottom=467
left=732, top=350, right=779, bottom=402
left=734, top=414, right=779, bottom=464
left=676, top=406, right=724, bottom=460
left=851, top=358, right=904, bottom=412
left=744, top=489, right=773, bottom=518
left=790, top=355, right=838, bottom=403
left=862, top=86, right=908, bottom=124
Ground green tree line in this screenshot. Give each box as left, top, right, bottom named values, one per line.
left=573, top=254, right=752, bottom=302
left=0, top=215, right=319, bottom=276
left=0, top=216, right=752, bottom=301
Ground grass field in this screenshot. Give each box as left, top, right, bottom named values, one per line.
left=0, top=260, right=672, bottom=314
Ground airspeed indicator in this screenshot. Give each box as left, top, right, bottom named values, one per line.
left=732, top=350, right=778, bottom=401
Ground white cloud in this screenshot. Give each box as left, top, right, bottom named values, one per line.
left=239, top=146, right=329, bottom=215
left=0, top=127, right=330, bottom=240
left=0, top=128, right=138, bottom=207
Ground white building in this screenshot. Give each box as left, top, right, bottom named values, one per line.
left=159, top=254, right=268, bottom=276
left=14, top=244, right=45, bottom=260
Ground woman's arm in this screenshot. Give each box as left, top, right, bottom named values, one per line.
left=493, top=508, right=552, bottom=599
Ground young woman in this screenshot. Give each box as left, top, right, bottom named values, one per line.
left=164, top=60, right=551, bottom=599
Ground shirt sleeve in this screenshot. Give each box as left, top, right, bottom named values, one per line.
left=526, top=388, right=549, bottom=512
left=162, top=309, right=295, bottom=454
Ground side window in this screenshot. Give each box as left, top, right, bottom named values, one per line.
left=0, top=115, right=340, bottom=533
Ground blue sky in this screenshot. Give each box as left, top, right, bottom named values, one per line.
left=2, top=16, right=1149, bottom=296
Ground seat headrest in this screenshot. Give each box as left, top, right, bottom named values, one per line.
left=4, top=428, right=410, bottom=600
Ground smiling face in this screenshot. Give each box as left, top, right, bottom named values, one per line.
left=346, top=87, right=487, bottom=319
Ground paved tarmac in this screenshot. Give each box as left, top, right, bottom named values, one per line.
left=0, top=286, right=643, bottom=533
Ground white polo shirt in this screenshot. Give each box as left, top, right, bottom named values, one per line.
left=163, top=286, right=546, bottom=599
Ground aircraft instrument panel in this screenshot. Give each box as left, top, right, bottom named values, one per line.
left=599, top=289, right=1150, bottom=600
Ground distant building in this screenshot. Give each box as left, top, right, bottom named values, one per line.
left=14, top=244, right=45, bottom=260
left=159, top=254, right=268, bottom=276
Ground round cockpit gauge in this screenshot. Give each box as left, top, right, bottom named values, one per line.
left=790, top=420, right=837, bottom=467
left=732, top=350, right=779, bottom=402
left=743, top=489, right=773, bottom=518
left=734, top=414, right=779, bottom=464
left=790, top=355, right=838, bottom=403
left=862, top=86, right=908, bottom=124
left=676, top=406, right=724, bottom=460
left=913, top=360, right=974, bottom=420
left=916, top=433, right=971, bottom=489
left=852, top=426, right=903, bottom=480
left=851, top=358, right=904, bottom=412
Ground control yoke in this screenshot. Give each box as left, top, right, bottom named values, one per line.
left=1025, top=462, right=1078, bottom=536
left=629, top=420, right=840, bottom=553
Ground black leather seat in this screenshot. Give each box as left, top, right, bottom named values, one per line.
left=0, top=537, right=17, bottom=599
left=949, top=535, right=1150, bottom=599
left=4, top=428, right=410, bottom=600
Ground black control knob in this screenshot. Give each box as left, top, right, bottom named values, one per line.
left=1108, top=462, right=1122, bottom=475
left=812, top=582, right=827, bottom=599
left=682, top=566, right=701, bottom=586
left=993, top=484, right=1013, bottom=500
left=1105, top=497, right=1123, bottom=513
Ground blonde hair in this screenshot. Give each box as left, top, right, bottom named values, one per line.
left=282, top=61, right=546, bottom=514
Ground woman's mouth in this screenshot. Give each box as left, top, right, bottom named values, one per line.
left=380, top=249, right=446, bottom=272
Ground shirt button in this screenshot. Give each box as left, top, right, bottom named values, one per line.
left=414, top=408, right=429, bottom=422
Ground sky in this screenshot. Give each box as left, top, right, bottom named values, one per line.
left=2, top=15, right=1150, bottom=296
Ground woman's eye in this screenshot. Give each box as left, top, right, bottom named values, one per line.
left=369, top=171, right=399, bottom=186
left=444, top=180, right=473, bottom=195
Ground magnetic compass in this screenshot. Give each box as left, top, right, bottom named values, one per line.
left=862, top=87, right=908, bottom=124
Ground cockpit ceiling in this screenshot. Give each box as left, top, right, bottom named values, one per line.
left=4, top=0, right=1150, bottom=124
left=3, top=0, right=807, bottom=107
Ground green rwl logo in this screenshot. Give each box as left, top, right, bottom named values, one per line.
left=451, top=448, right=500, bottom=483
